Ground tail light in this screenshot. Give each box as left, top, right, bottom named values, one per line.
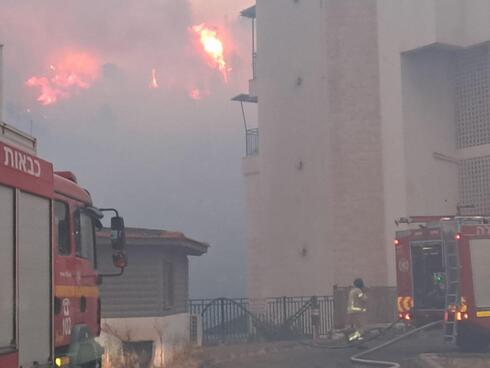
left=456, top=312, right=469, bottom=321
left=447, top=298, right=470, bottom=321
left=398, top=311, right=411, bottom=321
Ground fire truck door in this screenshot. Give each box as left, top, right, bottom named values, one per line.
left=469, top=239, right=490, bottom=310
left=18, top=192, right=51, bottom=367
left=0, top=185, right=14, bottom=352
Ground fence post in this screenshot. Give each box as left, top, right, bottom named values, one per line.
left=282, top=296, right=287, bottom=327
left=311, top=296, right=320, bottom=341
left=220, top=298, right=226, bottom=343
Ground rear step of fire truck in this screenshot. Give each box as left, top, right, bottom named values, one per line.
left=443, top=229, right=460, bottom=343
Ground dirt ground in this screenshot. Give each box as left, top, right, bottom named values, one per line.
left=198, top=341, right=355, bottom=368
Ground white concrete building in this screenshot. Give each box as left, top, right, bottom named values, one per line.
left=235, top=0, right=490, bottom=300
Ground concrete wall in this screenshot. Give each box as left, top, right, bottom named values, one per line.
left=99, top=313, right=190, bottom=367
left=248, top=0, right=385, bottom=299
left=242, top=156, right=264, bottom=298
left=254, top=0, right=332, bottom=298
left=401, top=48, right=458, bottom=216
left=244, top=0, right=490, bottom=299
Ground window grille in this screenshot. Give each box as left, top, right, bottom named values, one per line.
left=456, top=44, right=490, bottom=148
left=459, top=155, right=490, bottom=215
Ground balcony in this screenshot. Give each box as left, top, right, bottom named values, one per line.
left=234, top=5, right=258, bottom=158
left=246, top=128, right=259, bottom=156
left=231, top=94, right=258, bottom=157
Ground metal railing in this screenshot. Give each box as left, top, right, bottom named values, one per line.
left=189, top=295, right=334, bottom=345
left=246, top=128, right=259, bottom=156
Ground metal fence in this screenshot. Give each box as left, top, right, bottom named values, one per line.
left=189, top=296, right=334, bottom=345
left=189, top=298, right=250, bottom=344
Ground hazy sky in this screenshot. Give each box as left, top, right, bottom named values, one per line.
left=0, top=0, right=255, bottom=298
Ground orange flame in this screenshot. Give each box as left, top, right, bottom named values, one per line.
left=149, top=68, right=159, bottom=89
left=26, top=52, right=99, bottom=105
left=191, top=23, right=228, bottom=82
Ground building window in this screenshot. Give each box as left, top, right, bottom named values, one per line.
left=74, top=209, right=96, bottom=266
left=54, top=201, right=70, bottom=255
left=163, top=261, right=175, bottom=309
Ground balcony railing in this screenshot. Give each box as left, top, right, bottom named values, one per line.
left=246, top=128, right=259, bottom=156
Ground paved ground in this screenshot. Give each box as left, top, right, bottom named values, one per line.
left=200, top=328, right=457, bottom=368
left=421, top=353, right=490, bottom=368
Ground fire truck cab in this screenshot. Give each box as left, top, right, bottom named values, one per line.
left=395, top=216, right=490, bottom=351
left=0, top=122, right=127, bottom=368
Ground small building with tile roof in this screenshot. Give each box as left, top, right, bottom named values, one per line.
left=96, top=227, right=208, bottom=367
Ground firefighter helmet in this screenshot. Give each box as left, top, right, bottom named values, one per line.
left=353, top=278, right=364, bottom=289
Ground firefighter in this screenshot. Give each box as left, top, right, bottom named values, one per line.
left=347, top=278, right=368, bottom=342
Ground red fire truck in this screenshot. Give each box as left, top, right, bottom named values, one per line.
left=0, top=122, right=127, bottom=368
left=395, top=216, right=490, bottom=350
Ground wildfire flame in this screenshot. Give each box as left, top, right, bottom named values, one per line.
left=191, top=23, right=228, bottom=82
left=149, top=68, right=159, bottom=89
left=26, top=52, right=100, bottom=106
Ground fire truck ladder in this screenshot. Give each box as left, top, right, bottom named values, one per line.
left=443, top=236, right=460, bottom=343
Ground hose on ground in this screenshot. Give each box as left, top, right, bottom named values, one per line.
left=300, top=318, right=402, bottom=350
left=349, top=320, right=443, bottom=367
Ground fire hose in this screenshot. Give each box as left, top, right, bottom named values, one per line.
left=302, top=318, right=401, bottom=350
left=301, top=319, right=443, bottom=366
left=349, top=320, right=442, bottom=367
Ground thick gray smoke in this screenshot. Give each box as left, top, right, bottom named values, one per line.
left=0, top=0, right=254, bottom=297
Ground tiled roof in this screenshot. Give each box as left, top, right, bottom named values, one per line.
left=97, top=227, right=209, bottom=256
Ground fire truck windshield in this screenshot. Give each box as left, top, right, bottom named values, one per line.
left=75, top=209, right=96, bottom=266
left=54, top=201, right=70, bottom=255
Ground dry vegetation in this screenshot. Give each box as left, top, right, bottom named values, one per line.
left=100, top=322, right=204, bottom=368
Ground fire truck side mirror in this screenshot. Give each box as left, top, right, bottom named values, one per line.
left=110, top=216, right=126, bottom=251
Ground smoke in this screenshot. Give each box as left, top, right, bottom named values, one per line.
left=0, top=0, right=255, bottom=297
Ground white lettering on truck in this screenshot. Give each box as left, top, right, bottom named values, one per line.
left=3, top=145, right=41, bottom=177
left=476, top=226, right=490, bottom=236
left=62, top=298, right=72, bottom=336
